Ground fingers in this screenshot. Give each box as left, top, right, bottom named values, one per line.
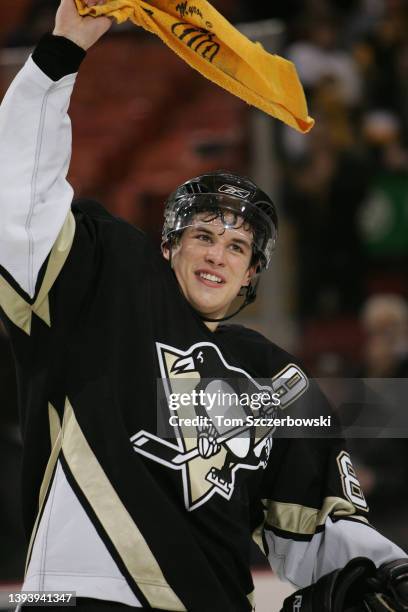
left=54, top=0, right=112, bottom=49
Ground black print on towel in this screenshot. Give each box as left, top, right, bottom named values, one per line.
left=171, top=22, right=220, bottom=62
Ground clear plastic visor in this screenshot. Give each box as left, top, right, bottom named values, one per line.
left=164, top=194, right=277, bottom=268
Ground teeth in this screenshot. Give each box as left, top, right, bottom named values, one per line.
left=200, top=272, right=222, bottom=284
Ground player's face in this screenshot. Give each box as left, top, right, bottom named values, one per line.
left=163, top=213, right=256, bottom=325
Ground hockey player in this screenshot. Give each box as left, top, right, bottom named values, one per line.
left=0, top=1, right=407, bottom=611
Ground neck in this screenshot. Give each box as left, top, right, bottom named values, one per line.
left=200, top=304, right=231, bottom=331
left=203, top=319, right=219, bottom=332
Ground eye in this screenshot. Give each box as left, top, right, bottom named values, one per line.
left=195, top=233, right=212, bottom=243
left=229, top=243, right=244, bottom=254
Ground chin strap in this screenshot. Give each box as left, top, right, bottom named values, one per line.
left=200, top=278, right=259, bottom=323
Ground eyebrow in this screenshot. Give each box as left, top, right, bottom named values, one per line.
left=230, top=237, right=251, bottom=249
left=193, top=226, right=214, bottom=236
left=192, top=225, right=252, bottom=249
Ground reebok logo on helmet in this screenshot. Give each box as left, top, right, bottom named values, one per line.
left=218, top=184, right=251, bottom=199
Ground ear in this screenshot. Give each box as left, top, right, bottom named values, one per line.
left=162, top=242, right=170, bottom=261
left=243, top=264, right=257, bottom=287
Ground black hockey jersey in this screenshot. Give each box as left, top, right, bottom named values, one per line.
left=1, top=199, right=404, bottom=611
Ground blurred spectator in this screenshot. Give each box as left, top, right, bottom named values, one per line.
left=307, top=294, right=408, bottom=547
left=278, top=1, right=408, bottom=322
left=360, top=293, right=408, bottom=377
left=358, top=110, right=408, bottom=296
left=287, top=17, right=362, bottom=107
left=284, top=122, right=368, bottom=320
left=347, top=294, right=408, bottom=548
left=356, top=2, right=408, bottom=113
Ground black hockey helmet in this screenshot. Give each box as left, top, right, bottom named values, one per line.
left=162, top=170, right=278, bottom=272
left=162, top=170, right=278, bottom=321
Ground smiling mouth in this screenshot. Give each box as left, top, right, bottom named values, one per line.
left=196, top=271, right=225, bottom=286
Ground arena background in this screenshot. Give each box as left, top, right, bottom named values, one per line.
left=1, top=1, right=408, bottom=610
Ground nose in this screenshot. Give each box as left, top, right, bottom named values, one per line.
left=204, top=242, right=226, bottom=266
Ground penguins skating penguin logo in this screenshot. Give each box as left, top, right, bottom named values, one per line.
left=131, top=342, right=308, bottom=511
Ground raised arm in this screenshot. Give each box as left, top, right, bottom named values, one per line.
left=0, top=0, right=111, bottom=298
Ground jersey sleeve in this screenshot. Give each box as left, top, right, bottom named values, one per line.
left=252, top=383, right=407, bottom=588
left=0, top=35, right=85, bottom=299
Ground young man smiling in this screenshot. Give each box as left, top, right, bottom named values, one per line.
left=0, top=1, right=407, bottom=611
left=165, top=215, right=254, bottom=327
left=161, top=199, right=269, bottom=327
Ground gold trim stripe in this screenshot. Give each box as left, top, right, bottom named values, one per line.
left=247, top=590, right=255, bottom=609
left=263, top=496, right=366, bottom=536
left=374, top=593, right=395, bottom=611
left=25, top=403, right=62, bottom=575
left=0, top=211, right=75, bottom=334
left=48, top=403, right=62, bottom=452
left=33, top=211, right=75, bottom=325
left=39, top=404, right=62, bottom=509
left=0, top=275, right=32, bottom=334
left=62, top=398, right=186, bottom=611
left=252, top=510, right=267, bottom=556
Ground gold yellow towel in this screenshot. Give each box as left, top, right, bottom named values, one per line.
left=75, top=0, right=314, bottom=133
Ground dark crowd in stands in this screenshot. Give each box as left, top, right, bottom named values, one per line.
left=1, top=0, right=408, bottom=581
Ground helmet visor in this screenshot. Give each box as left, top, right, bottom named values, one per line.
left=163, top=194, right=277, bottom=269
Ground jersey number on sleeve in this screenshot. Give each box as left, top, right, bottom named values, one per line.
left=336, top=451, right=368, bottom=511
